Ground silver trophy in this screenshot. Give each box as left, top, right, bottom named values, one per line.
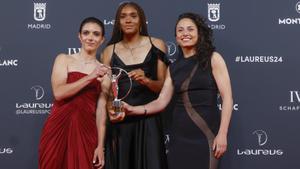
left=109, top=67, right=132, bottom=115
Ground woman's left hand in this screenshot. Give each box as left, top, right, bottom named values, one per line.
left=93, top=146, right=105, bottom=168
left=128, top=69, right=150, bottom=85
left=212, top=133, right=227, bottom=159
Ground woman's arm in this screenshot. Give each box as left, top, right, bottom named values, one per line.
left=211, top=52, right=233, bottom=158
left=124, top=68, right=174, bottom=115
left=130, top=38, right=168, bottom=93
left=51, top=54, right=107, bottom=101
left=93, top=75, right=110, bottom=168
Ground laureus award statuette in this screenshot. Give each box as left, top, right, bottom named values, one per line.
left=110, top=67, right=132, bottom=115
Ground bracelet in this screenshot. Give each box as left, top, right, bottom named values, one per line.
left=143, top=105, right=147, bottom=116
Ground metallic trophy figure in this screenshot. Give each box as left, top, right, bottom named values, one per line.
left=109, top=67, right=132, bottom=116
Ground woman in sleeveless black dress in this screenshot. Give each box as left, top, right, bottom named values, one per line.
left=101, top=2, right=169, bottom=169
left=123, top=13, right=233, bottom=169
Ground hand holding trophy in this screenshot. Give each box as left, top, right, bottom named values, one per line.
left=107, top=67, right=132, bottom=122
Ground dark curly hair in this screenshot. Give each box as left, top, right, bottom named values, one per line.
left=175, top=13, right=215, bottom=69
left=107, top=2, right=149, bottom=46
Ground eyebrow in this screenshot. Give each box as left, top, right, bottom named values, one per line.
left=82, top=30, right=101, bottom=33
left=120, top=11, right=138, bottom=15
left=177, top=25, right=196, bottom=29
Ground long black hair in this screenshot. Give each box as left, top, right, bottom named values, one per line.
left=107, top=2, right=149, bottom=46
left=175, top=13, right=215, bottom=69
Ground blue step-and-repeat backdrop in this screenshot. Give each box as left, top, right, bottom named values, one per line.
left=1, top=0, right=300, bottom=169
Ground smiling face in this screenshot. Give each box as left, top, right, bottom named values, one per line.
left=78, top=22, right=104, bottom=52
left=175, top=18, right=199, bottom=50
left=119, top=5, right=141, bottom=35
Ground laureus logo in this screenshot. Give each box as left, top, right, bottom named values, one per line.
left=15, top=85, right=52, bottom=115
left=34, top=3, right=46, bottom=21
left=252, top=130, right=268, bottom=146
left=166, top=41, right=176, bottom=57
left=31, top=85, right=45, bottom=100
left=237, top=129, right=284, bottom=156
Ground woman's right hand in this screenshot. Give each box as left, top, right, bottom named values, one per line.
left=93, top=146, right=105, bottom=169
left=89, top=63, right=109, bottom=81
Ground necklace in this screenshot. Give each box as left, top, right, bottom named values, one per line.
left=122, top=38, right=144, bottom=59
left=78, top=52, right=97, bottom=65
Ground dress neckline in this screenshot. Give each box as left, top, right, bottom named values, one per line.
left=68, top=71, right=88, bottom=75
left=113, top=45, right=153, bottom=67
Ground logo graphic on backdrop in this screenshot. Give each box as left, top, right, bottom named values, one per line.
left=234, top=55, right=284, bottom=63
left=15, top=85, right=53, bottom=115
left=104, top=19, right=148, bottom=26
left=166, top=41, right=177, bottom=57
left=31, top=85, right=45, bottom=100
left=104, top=19, right=115, bottom=25
left=237, top=129, right=284, bottom=156
left=0, top=147, right=13, bottom=155
left=217, top=94, right=239, bottom=111
left=0, top=60, right=18, bottom=67
left=166, top=41, right=177, bottom=63
left=68, top=48, right=81, bottom=55
left=253, top=130, right=268, bottom=146
left=297, top=1, right=300, bottom=14
left=207, top=3, right=226, bottom=30
left=278, top=1, right=300, bottom=25
left=0, top=47, right=19, bottom=67
left=28, top=2, right=51, bottom=30
left=164, top=134, right=170, bottom=154
left=34, top=3, right=46, bottom=21
left=279, top=90, right=300, bottom=111
left=208, top=3, right=220, bottom=22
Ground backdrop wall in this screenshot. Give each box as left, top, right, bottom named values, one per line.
left=1, top=0, right=300, bottom=169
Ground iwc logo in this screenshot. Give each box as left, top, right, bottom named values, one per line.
left=279, top=90, right=300, bottom=111
left=68, top=48, right=81, bottom=55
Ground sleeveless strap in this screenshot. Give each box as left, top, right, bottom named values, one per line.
left=148, top=36, right=153, bottom=45
left=113, top=43, right=116, bottom=53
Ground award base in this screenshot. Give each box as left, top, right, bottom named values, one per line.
left=112, top=99, right=123, bottom=115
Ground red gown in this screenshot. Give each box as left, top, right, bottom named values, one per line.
left=39, top=72, right=101, bottom=169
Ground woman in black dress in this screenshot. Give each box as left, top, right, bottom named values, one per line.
left=101, top=2, right=169, bottom=169
left=124, top=13, right=233, bottom=169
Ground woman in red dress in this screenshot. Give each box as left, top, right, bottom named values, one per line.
left=39, top=17, right=109, bottom=169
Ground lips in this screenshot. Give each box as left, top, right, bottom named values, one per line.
left=86, top=43, right=96, bottom=46
left=181, top=37, right=192, bottom=42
